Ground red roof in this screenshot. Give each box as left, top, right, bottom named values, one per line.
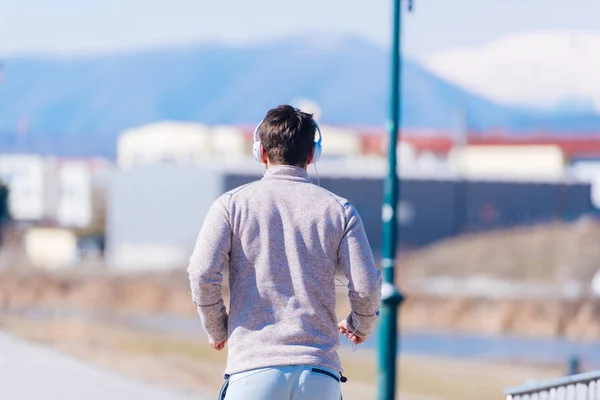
left=363, top=131, right=600, bottom=159
left=234, top=124, right=600, bottom=159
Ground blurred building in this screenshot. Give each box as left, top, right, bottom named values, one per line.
left=117, top=121, right=251, bottom=169
left=106, top=121, right=600, bottom=270
left=569, top=157, right=600, bottom=209
left=0, top=154, right=112, bottom=228
left=360, top=130, right=600, bottom=180
left=448, top=145, right=566, bottom=180
left=318, top=125, right=362, bottom=158
left=118, top=121, right=212, bottom=169
left=106, top=158, right=598, bottom=270
left=55, top=160, right=93, bottom=227
left=211, top=125, right=248, bottom=159
left=571, top=158, right=600, bottom=181
left=24, top=227, right=78, bottom=269
left=0, top=154, right=46, bottom=221
left=106, top=163, right=228, bottom=270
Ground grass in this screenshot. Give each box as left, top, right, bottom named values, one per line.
left=1, top=314, right=564, bottom=400
left=118, top=333, right=562, bottom=400
left=118, top=335, right=227, bottom=364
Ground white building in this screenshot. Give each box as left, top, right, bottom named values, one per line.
left=0, top=154, right=46, bottom=221
left=211, top=126, right=248, bottom=159
left=24, top=227, right=78, bottom=269
left=117, top=121, right=212, bottom=169
left=570, top=159, right=600, bottom=181
left=448, top=145, right=566, bottom=180
left=319, top=125, right=362, bottom=158
left=0, top=154, right=111, bottom=227
left=56, top=160, right=93, bottom=227
left=569, top=159, right=600, bottom=209
left=106, top=163, right=226, bottom=270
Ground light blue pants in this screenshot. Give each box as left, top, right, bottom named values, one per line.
left=222, top=365, right=342, bottom=400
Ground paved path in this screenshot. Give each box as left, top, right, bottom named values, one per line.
left=0, top=331, right=197, bottom=400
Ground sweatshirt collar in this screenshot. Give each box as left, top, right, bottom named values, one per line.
left=262, top=165, right=311, bottom=183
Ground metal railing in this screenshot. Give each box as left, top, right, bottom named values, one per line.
left=505, top=371, right=600, bottom=399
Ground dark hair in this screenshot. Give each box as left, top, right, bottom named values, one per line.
left=258, top=105, right=316, bottom=167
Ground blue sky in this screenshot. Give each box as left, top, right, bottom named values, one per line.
left=1, top=0, right=599, bottom=59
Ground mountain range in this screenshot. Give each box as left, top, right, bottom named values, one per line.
left=0, top=35, right=599, bottom=157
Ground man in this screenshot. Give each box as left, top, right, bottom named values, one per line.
left=187, top=105, right=382, bottom=400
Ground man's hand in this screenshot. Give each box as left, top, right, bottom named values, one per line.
left=338, top=319, right=366, bottom=345
left=210, top=338, right=228, bottom=351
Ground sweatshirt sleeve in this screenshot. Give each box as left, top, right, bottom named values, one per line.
left=187, top=195, right=231, bottom=342
left=338, top=203, right=382, bottom=338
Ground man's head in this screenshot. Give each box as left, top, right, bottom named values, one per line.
left=257, top=105, right=317, bottom=168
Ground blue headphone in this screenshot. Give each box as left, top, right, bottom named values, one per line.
left=252, top=119, right=323, bottom=164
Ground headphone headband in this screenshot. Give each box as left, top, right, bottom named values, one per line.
left=253, top=119, right=322, bottom=145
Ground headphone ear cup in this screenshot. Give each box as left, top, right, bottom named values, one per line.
left=312, top=142, right=322, bottom=164
left=253, top=141, right=263, bottom=164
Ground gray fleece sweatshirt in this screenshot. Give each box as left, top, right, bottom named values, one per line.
left=187, top=165, right=382, bottom=375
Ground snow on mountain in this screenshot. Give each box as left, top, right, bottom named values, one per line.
left=424, top=30, right=600, bottom=113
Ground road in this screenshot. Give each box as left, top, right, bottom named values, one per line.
left=0, top=331, right=197, bottom=400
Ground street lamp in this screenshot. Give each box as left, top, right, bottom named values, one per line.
left=378, top=0, right=413, bottom=399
